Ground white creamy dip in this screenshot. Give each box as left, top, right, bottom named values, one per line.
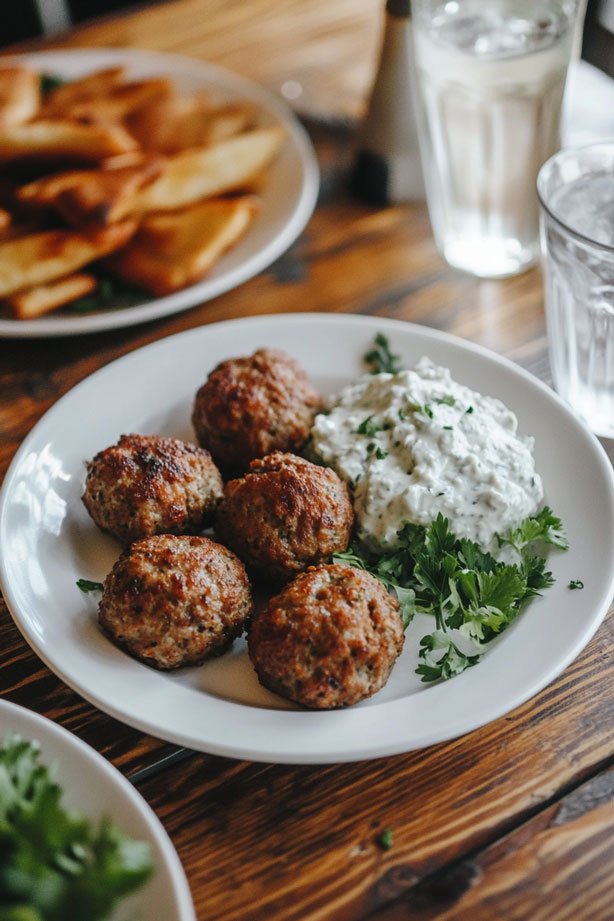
left=310, top=357, right=543, bottom=551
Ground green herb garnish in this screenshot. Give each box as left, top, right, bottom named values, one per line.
left=334, top=509, right=567, bottom=682
left=376, top=827, right=393, bottom=851
left=406, top=402, right=433, bottom=419
left=40, top=72, right=67, bottom=96
left=356, top=415, right=382, bottom=437
left=364, top=333, right=402, bottom=375
left=0, top=735, right=153, bottom=920
left=76, top=579, right=104, bottom=594
left=568, top=579, right=584, bottom=590
left=69, top=275, right=146, bottom=315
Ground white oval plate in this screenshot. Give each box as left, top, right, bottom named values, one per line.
left=1, top=314, right=613, bottom=763
left=0, top=48, right=319, bottom=338
left=0, top=698, right=195, bottom=920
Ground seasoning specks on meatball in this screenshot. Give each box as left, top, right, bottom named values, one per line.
left=247, top=563, right=404, bottom=709
left=82, top=433, right=224, bottom=544
left=99, top=534, right=253, bottom=670
left=215, top=452, right=354, bottom=584
left=191, top=347, right=322, bottom=471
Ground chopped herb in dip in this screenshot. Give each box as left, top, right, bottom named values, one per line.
left=311, top=356, right=544, bottom=553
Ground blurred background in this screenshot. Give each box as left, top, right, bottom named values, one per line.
left=1, top=0, right=613, bottom=78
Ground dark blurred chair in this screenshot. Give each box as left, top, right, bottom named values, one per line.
left=583, top=0, right=614, bottom=76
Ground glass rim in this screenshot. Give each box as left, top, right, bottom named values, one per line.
left=536, top=140, right=614, bottom=255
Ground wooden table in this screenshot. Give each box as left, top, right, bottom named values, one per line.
left=1, top=2, right=613, bottom=919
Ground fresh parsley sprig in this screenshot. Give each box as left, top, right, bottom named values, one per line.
left=364, top=333, right=402, bottom=375
left=334, top=508, right=567, bottom=683
left=0, top=735, right=153, bottom=921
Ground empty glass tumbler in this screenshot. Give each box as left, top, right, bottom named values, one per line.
left=411, top=0, right=585, bottom=278
left=537, top=142, right=614, bottom=439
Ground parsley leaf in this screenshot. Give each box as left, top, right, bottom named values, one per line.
left=364, top=334, right=402, bottom=375
left=376, top=827, right=393, bottom=850
left=356, top=415, right=382, bottom=437
left=334, top=510, right=567, bottom=682
left=498, top=506, right=568, bottom=553
left=0, top=735, right=153, bottom=920
left=76, top=579, right=103, bottom=594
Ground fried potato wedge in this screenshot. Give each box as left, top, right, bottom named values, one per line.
left=127, top=93, right=256, bottom=154
left=4, top=272, right=97, bottom=319
left=0, top=67, right=40, bottom=126
left=121, top=126, right=285, bottom=218
left=17, top=157, right=164, bottom=225
left=0, top=214, right=48, bottom=243
left=107, top=197, right=258, bottom=295
left=42, top=66, right=126, bottom=114
left=60, top=78, right=172, bottom=122
left=0, top=220, right=136, bottom=297
left=0, top=119, right=138, bottom=164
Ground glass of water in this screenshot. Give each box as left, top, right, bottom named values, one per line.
left=411, top=0, right=585, bottom=278
left=537, top=142, right=614, bottom=439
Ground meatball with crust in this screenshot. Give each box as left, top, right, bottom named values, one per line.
left=82, top=433, right=223, bottom=544
left=191, top=347, right=322, bottom=471
left=215, top=452, right=354, bottom=583
left=99, top=534, right=253, bottom=669
left=248, top=563, right=404, bottom=709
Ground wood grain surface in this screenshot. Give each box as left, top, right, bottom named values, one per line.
left=1, top=2, right=612, bottom=920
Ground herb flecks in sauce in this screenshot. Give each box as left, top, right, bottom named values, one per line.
left=317, top=334, right=568, bottom=683
left=311, top=356, right=544, bottom=552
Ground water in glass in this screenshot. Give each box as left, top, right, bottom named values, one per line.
left=413, top=1, right=579, bottom=277
left=541, top=173, right=614, bottom=438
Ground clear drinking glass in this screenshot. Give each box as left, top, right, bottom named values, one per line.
left=537, top=142, right=614, bottom=439
left=411, top=0, right=585, bottom=278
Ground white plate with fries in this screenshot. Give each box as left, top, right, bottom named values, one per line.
left=1, top=314, right=613, bottom=764
left=0, top=48, right=319, bottom=337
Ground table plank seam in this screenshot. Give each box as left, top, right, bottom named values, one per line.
left=356, top=752, right=614, bottom=921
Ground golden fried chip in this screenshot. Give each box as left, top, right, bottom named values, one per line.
left=61, top=78, right=172, bottom=122
left=0, top=220, right=136, bottom=297
left=107, top=197, right=258, bottom=295
left=4, top=272, right=97, bottom=319
left=0, top=67, right=40, bottom=126
left=120, top=126, right=285, bottom=218
left=0, top=214, right=47, bottom=243
left=0, top=119, right=138, bottom=164
left=42, top=66, right=126, bottom=115
left=17, top=156, right=164, bottom=225
left=127, top=93, right=256, bottom=154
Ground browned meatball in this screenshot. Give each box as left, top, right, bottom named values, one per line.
left=98, top=534, right=253, bottom=669
left=215, top=452, right=354, bottom=583
left=82, top=433, right=224, bottom=544
left=191, top=347, right=322, bottom=471
left=247, top=563, right=404, bottom=709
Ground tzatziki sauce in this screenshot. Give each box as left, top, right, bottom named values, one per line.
left=310, top=357, right=543, bottom=551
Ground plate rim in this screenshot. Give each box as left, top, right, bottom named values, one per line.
left=0, top=697, right=196, bottom=920
left=1, top=312, right=613, bottom=763
left=0, top=47, right=319, bottom=338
